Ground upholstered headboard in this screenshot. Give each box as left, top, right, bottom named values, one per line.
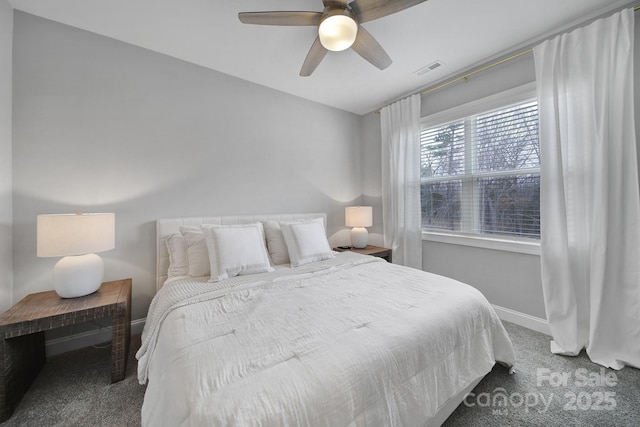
left=156, top=213, right=327, bottom=292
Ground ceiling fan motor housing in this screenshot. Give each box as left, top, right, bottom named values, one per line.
left=318, top=7, right=358, bottom=51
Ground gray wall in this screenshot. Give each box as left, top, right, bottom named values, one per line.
left=420, top=53, right=546, bottom=319
left=12, top=12, right=363, bottom=320
left=0, top=0, right=13, bottom=313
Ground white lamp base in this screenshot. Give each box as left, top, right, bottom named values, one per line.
left=350, top=227, right=369, bottom=249
left=53, top=253, right=104, bottom=298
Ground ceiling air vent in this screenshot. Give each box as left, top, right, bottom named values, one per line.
left=414, top=60, right=444, bottom=76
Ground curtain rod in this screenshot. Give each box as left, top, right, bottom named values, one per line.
left=375, top=3, right=640, bottom=114
left=419, top=48, right=532, bottom=97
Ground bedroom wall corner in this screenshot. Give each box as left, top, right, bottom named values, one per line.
left=359, top=111, right=383, bottom=247
left=0, top=0, right=13, bottom=313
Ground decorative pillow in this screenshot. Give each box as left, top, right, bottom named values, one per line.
left=179, top=226, right=210, bottom=277
left=165, top=234, right=188, bottom=277
left=263, top=221, right=290, bottom=265
left=280, top=219, right=334, bottom=267
left=201, top=223, right=274, bottom=282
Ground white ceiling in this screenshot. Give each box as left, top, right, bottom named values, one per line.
left=8, top=0, right=635, bottom=115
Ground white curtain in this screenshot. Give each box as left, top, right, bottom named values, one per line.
left=380, top=94, right=422, bottom=269
left=534, top=8, right=640, bottom=370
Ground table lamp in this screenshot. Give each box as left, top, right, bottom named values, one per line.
left=345, top=206, right=372, bottom=249
left=37, top=212, right=115, bottom=298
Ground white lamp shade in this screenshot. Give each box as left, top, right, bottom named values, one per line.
left=37, top=213, right=115, bottom=257
left=318, top=13, right=358, bottom=51
left=345, top=206, right=373, bottom=228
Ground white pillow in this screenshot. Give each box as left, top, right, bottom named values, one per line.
left=179, top=226, right=210, bottom=277
left=263, top=220, right=290, bottom=265
left=165, top=233, right=188, bottom=277
left=201, top=223, right=274, bottom=282
left=280, top=219, right=334, bottom=267
left=263, top=218, right=328, bottom=265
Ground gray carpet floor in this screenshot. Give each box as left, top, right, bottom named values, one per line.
left=444, top=322, right=640, bottom=427
left=1, top=335, right=145, bottom=426
left=1, top=322, right=638, bottom=426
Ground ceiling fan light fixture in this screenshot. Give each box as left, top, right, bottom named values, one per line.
left=318, top=11, right=358, bottom=52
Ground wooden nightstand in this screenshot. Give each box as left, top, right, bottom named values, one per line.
left=0, top=278, right=131, bottom=421
left=334, top=245, right=392, bottom=263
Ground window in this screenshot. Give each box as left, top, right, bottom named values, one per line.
left=420, top=87, right=540, bottom=240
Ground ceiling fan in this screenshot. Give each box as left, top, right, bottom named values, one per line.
left=238, top=0, right=428, bottom=76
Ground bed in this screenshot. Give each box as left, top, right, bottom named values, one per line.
left=137, top=213, right=515, bottom=426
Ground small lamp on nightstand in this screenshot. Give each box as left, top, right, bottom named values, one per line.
left=345, top=206, right=372, bottom=249
left=37, top=212, right=115, bottom=298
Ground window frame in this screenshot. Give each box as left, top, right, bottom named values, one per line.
left=420, top=82, right=540, bottom=255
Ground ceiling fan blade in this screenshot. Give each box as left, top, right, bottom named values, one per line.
left=351, top=25, right=392, bottom=70
left=238, top=11, right=322, bottom=26
left=349, top=0, right=428, bottom=23
left=300, top=37, right=328, bottom=76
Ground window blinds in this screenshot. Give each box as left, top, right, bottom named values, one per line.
left=420, top=99, right=540, bottom=238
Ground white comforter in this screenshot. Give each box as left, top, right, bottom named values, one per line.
left=137, top=252, right=515, bottom=426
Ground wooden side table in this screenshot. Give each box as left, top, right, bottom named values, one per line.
left=0, top=278, right=131, bottom=422
left=334, top=245, right=392, bottom=263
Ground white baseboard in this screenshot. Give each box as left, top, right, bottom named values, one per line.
left=45, top=318, right=146, bottom=357
left=491, top=304, right=551, bottom=336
